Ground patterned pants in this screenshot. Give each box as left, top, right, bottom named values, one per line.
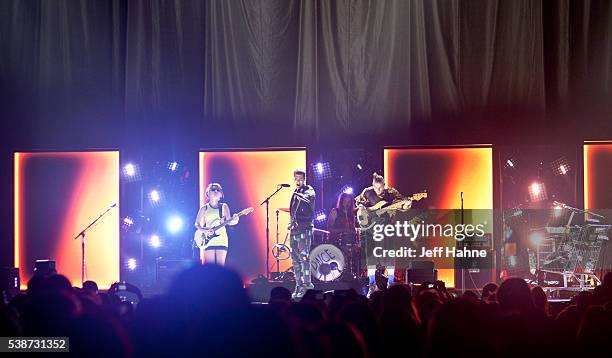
left=290, top=228, right=313, bottom=288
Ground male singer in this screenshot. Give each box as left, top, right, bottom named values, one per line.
left=288, top=169, right=316, bottom=299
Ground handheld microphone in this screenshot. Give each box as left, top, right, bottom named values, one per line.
left=278, top=184, right=291, bottom=187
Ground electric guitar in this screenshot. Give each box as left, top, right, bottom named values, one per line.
left=357, top=191, right=427, bottom=230
left=193, top=207, right=254, bottom=249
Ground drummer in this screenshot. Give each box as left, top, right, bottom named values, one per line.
left=327, top=192, right=357, bottom=242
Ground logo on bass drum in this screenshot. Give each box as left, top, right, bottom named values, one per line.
left=310, top=244, right=345, bottom=282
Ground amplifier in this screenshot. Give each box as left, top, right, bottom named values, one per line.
left=406, top=260, right=437, bottom=285
left=0, top=267, right=20, bottom=292
left=454, top=234, right=495, bottom=290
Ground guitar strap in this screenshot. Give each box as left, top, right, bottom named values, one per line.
left=207, top=202, right=224, bottom=221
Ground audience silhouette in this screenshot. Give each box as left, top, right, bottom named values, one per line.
left=2, top=266, right=612, bottom=357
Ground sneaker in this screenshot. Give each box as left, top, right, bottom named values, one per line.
left=292, top=285, right=306, bottom=299
left=303, top=283, right=315, bottom=291
left=366, top=282, right=378, bottom=298
left=297, top=286, right=307, bottom=298
left=291, top=286, right=301, bottom=299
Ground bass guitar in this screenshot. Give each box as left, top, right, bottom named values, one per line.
left=357, top=191, right=427, bottom=230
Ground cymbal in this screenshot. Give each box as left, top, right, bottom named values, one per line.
left=278, top=208, right=290, bottom=213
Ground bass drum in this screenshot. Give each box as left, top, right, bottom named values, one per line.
left=310, top=244, right=345, bottom=282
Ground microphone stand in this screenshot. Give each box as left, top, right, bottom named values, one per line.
left=260, top=186, right=286, bottom=280
left=73, top=203, right=117, bottom=286
left=460, top=192, right=464, bottom=292
left=275, top=209, right=280, bottom=278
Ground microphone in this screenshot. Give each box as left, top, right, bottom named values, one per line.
left=278, top=184, right=291, bottom=187
left=111, top=203, right=117, bottom=208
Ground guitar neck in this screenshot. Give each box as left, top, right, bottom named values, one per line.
left=375, top=195, right=424, bottom=213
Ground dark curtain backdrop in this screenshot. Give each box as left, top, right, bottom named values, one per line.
left=1, top=0, right=611, bottom=147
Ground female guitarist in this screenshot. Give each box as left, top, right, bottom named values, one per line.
left=194, top=183, right=239, bottom=266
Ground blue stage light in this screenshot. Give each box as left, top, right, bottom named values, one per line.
left=149, top=234, right=161, bottom=248
left=166, top=215, right=184, bottom=234
left=168, top=161, right=179, bottom=172
left=126, top=258, right=137, bottom=271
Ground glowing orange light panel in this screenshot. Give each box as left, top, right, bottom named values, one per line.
left=199, top=149, right=306, bottom=283
left=384, top=146, right=493, bottom=287
left=584, top=142, right=612, bottom=210
left=15, top=151, right=120, bottom=289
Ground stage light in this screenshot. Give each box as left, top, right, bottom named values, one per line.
left=149, top=234, right=161, bottom=248
left=124, top=163, right=135, bottom=176
left=356, top=164, right=363, bottom=170
left=148, top=190, right=161, bottom=203
left=528, top=182, right=548, bottom=202
left=168, top=161, right=179, bottom=172
left=314, top=210, right=327, bottom=223
left=550, top=157, right=571, bottom=176
left=311, top=161, right=332, bottom=180
left=531, top=183, right=541, bottom=195
left=122, top=163, right=141, bottom=181
left=528, top=230, right=545, bottom=246
left=126, top=258, right=137, bottom=271
left=166, top=215, right=184, bottom=234
left=148, top=189, right=163, bottom=207
left=504, top=158, right=517, bottom=170
left=121, top=216, right=135, bottom=231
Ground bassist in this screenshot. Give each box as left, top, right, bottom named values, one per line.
left=355, top=173, right=411, bottom=296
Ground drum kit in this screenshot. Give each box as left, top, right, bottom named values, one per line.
left=273, top=208, right=361, bottom=282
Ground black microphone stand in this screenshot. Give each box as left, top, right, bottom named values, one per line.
left=260, top=186, right=286, bottom=280
left=460, top=192, right=465, bottom=292
left=73, top=203, right=117, bottom=285
left=275, top=209, right=280, bottom=278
